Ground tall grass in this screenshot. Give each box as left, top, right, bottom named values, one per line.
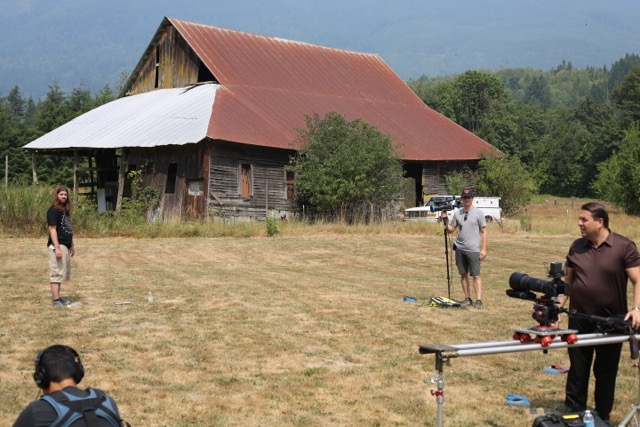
left=3, top=186, right=640, bottom=240
left=0, top=185, right=52, bottom=235
left=0, top=186, right=269, bottom=238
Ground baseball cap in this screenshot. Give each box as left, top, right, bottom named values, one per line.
left=461, top=188, right=474, bottom=198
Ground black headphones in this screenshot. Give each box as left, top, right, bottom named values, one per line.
left=33, top=345, right=85, bottom=389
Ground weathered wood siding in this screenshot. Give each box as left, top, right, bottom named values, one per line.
left=209, top=141, right=295, bottom=220
left=422, top=160, right=478, bottom=197
left=127, top=143, right=209, bottom=221
left=127, top=26, right=202, bottom=95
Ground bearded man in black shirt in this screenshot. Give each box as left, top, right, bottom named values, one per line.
left=46, top=186, right=75, bottom=307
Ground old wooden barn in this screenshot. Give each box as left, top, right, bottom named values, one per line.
left=24, top=17, right=495, bottom=221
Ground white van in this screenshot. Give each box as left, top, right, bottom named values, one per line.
left=472, top=197, right=502, bottom=223
left=404, top=195, right=501, bottom=223
left=403, top=195, right=459, bottom=223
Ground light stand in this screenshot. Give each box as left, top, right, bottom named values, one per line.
left=419, top=333, right=640, bottom=427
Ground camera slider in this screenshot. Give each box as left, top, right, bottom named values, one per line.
left=513, top=326, right=579, bottom=347
left=419, top=332, right=640, bottom=427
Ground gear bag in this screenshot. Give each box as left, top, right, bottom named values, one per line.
left=428, top=296, right=461, bottom=308
left=41, top=388, right=123, bottom=427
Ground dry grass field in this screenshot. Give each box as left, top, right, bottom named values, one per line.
left=2, top=198, right=640, bottom=426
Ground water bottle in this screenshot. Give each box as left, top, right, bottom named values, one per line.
left=147, top=291, right=154, bottom=304
left=582, top=409, right=594, bottom=427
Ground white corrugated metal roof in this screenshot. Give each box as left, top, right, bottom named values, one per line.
left=24, top=84, right=218, bottom=150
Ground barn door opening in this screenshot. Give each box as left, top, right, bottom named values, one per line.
left=240, top=163, right=252, bottom=197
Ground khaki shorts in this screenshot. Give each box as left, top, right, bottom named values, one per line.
left=48, top=245, right=71, bottom=283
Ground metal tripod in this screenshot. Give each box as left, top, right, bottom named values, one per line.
left=442, top=217, right=452, bottom=299
left=619, top=361, right=640, bottom=426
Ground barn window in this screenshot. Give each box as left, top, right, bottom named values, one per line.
left=239, top=163, right=253, bottom=197
left=165, top=163, right=177, bottom=194
left=188, top=179, right=204, bottom=196
left=286, top=169, right=295, bottom=200
left=154, top=46, right=161, bottom=88
left=197, top=60, right=216, bottom=83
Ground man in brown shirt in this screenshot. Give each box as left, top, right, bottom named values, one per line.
left=561, top=202, right=640, bottom=422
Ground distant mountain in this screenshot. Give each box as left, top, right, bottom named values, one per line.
left=1, top=0, right=639, bottom=99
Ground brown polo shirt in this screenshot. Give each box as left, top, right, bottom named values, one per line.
left=566, top=231, right=640, bottom=316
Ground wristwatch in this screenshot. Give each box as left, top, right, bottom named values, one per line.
left=633, top=306, right=640, bottom=312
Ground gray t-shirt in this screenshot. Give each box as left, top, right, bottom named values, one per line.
left=451, top=207, right=486, bottom=252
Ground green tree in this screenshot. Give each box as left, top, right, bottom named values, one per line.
left=451, top=71, right=511, bottom=133
left=510, top=103, right=548, bottom=164
left=33, top=84, right=75, bottom=184
left=291, top=112, right=404, bottom=222
left=65, top=86, right=93, bottom=121
left=593, top=127, right=640, bottom=215
left=612, top=67, right=640, bottom=126
left=523, top=75, right=551, bottom=109
left=533, top=116, right=588, bottom=197
left=473, top=153, right=537, bottom=215
left=7, top=86, right=25, bottom=119
left=608, top=53, right=640, bottom=93
left=36, top=83, right=67, bottom=133
left=407, top=76, right=457, bottom=119
left=94, top=84, right=116, bottom=107
left=0, top=91, right=32, bottom=185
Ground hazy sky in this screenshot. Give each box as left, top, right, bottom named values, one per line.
left=1, top=0, right=639, bottom=98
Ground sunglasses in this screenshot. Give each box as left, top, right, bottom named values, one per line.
left=464, top=212, right=468, bottom=221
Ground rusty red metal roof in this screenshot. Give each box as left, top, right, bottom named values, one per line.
left=169, top=17, right=495, bottom=161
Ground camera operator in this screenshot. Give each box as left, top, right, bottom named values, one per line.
left=441, top=188, right=487, bottom=309
left=557, top=202, right=640, bottom=423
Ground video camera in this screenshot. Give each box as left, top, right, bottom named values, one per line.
left=506, top=262, right=569, bottom=326
left=508, top=261, right=569, bottom=299
left=429, top=201, right=456, bottom=212
left=427, top=196, right=459, bottom=213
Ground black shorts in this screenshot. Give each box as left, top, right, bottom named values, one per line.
left=455, top=249, right=481, bottom=276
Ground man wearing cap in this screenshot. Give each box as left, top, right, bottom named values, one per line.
left=442, top=188, right=488, bottom=309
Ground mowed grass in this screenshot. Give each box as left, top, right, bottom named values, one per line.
left=2, top=199, right=640, bottom=426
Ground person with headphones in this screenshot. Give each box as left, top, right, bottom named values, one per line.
left=13, top=344, right=128, bottom=427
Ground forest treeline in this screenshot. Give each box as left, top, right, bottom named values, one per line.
left=2, top=53, right=640, bottom=213
left=408, top=53, right=640, bottom=213
left=0, top=83, right=118, bottom=185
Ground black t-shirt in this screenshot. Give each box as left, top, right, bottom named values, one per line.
left=47, top=206, right=73, bottom=248
left=13, top=387, right=121, bottom=427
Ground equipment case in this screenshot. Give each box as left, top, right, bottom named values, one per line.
left=532, top=411, right=607, bottom=427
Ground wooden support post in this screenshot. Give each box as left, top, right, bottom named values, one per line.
left=116, top=148, right=128, bottom=212
left=31, top=152, right=38, bottom=183
left=73, top=150, right=79, bottom=195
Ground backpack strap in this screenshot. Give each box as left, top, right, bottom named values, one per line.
left=41, top=393, right=83, bottom=427
left=41, top=388, right=123, bottom=427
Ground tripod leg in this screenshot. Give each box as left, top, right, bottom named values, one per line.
left=430, top=351, right=446, bottom=427
left=443, top=221, right=451, bottom=299
left=618, top=363, right=640, bottom=427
